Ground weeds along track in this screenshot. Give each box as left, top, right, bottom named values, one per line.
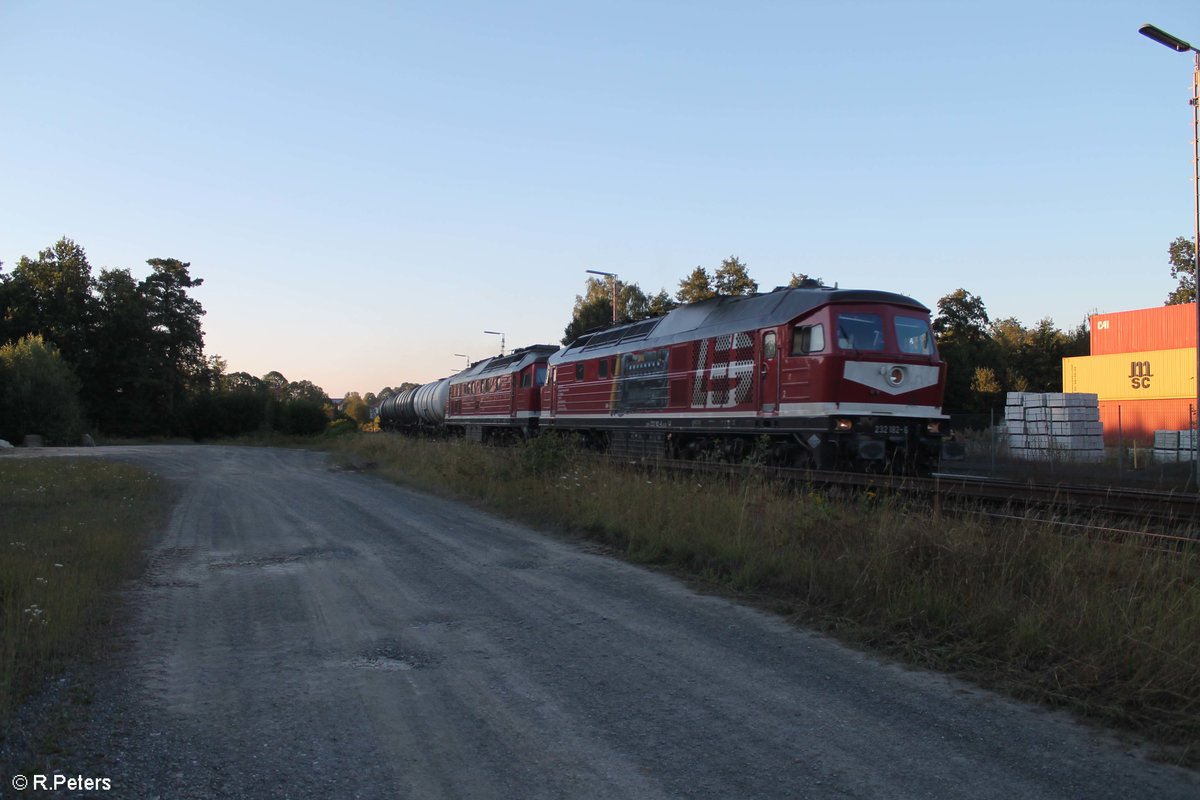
left=365, top=437, right=1200, bottom=546
left=598, top=455, right=1200, bottom=548
left=925, top=473, right=1200, bottom=546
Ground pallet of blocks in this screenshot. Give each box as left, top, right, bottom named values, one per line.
left=1004, top=392, right=1104, bottom=462
left=1152, top=429, right=1197, bottom=463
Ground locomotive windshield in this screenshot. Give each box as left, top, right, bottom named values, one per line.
left=836, top=313, right=885, bottom=351
left=895, top=316, right=935, bottom=355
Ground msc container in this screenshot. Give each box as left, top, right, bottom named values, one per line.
left=1062, top=347, right=1196, bottom=401
left=1097, top=398, right=1196, bottom=446
left=1090, top=303, right=1196, bottom=355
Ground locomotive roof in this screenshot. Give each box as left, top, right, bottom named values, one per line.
left=448, top=344, right=558, bottom=385
left=552, top=286, right=928, bottom=363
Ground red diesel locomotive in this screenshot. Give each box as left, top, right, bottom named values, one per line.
left=541, top=285, right=946, bottom=470
left=378, top=284, right=947, bottom=471
left=446, top=345, right=557, bottom=439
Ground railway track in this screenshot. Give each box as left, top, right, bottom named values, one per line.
left=626, top=456, right=1200, bottom=544
left=404, top=438, right=1200, bottom=544
left=927, top=472, right=1200, bottom=522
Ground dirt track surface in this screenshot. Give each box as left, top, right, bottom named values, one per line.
left=12, top=444, right=1199, bottom=799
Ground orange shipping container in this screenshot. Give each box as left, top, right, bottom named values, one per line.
left=1098, top=398, right=1196, bottom=446
left=1062, top=348, right=1196, bottom=401
left=1090, top=303, right=1196, bottom=355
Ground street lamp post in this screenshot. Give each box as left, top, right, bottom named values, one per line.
left=586, top=269, right=619, bottom=324
left=1139, top=23, right=1200, bottom=481
left=483, top=330, right=505, bottom=356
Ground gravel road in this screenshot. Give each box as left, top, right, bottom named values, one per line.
left=10, top=444, right=1199, bottom=799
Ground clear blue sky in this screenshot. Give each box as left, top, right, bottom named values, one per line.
left=2, top=0, right=1198, bottom=396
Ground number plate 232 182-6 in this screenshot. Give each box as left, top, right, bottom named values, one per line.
left=875, top=425, right=907, bottom=436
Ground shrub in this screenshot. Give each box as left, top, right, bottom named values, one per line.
left=0, top=335, right=83, bottom=444
left=185, top=389, right=271, bottom=440
left=274, top=398, right=328, bottom=435
left=324, top=418, right=358, bottom=437
left=518, top=433, right=579, bottom=476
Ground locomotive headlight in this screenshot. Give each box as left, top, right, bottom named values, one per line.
left=835, top=418, right=853, bottom=431
left=885, top=366, right=906, bottom=386
left=926, top=421, right=941, bottom=434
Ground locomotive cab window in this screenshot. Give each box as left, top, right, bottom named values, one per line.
left=520, top=370, right=532, bottom=388
left=599, top=359, right=608, bottom=378
left=895, top=316, right=935, bottom=355
left=790, top=324, right=825, bottom=355
left=836, top=313, right=885, bottom=351
left=575, top=363, right=584, bottom=381
left=535, top=366, right=547, bottom=386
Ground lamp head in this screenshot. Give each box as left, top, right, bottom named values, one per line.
left=1139, top=23, right=1195, bottom=53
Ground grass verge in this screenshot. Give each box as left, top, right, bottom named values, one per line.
left=330, top=433, right=1200, bottom=766
left=0, top=457, right=170, bottom=752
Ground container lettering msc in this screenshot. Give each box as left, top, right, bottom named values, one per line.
left=1063, top=347, right=1195, bottom=401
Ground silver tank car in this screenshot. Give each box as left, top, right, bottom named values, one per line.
left=378, top=385, right=421, bottom=429
left=413, top=378, right=450, bottom=425
left=377, top=393, right=399, bottom=429
left=396, top=386, right=419, bottom=425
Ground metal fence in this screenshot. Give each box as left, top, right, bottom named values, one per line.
left=943, top=408, right=1199, bottom=492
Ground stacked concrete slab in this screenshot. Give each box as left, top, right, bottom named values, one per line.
left=1152, top=430, right=1197, bottom=463
left=1005, top=392, right=1104, bottom=462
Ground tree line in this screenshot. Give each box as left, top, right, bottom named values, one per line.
left=931, top=289, right=1087, bottom=416
left=367, top=250, right=1109, bottom=419
left=553, top=251, right=1196, bottom=419
left=560, top=255, right=820, bottom=344
left=0, top=237, right=333, bottom=443
left=6, top=236, right=1193, bottom=438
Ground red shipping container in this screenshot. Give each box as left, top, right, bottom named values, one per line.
left=1098, top=398, right=1196, bottom=446
left=1090, top=303, right=1197, bottom=355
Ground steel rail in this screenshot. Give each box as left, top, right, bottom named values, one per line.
left=393, top=437, right=1200, bottom=544
left=617, top=455, right=1200, bottom=542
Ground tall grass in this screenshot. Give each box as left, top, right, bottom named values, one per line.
left=332, top=433, right=1200, bottom=764
left=0, top=458, right=169, bottom=725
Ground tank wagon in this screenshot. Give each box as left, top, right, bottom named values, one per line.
left=381, top=284, right=947, bottom=471
left=541, top=285, right=946, bottom=471
left=376, top=390, right=406, bottom=430
left=378, top=382, right=441, bottom=431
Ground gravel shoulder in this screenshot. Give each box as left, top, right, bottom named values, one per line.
left=7, top=444, right=1199, bottom=799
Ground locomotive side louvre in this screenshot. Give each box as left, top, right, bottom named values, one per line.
left=690, top=332, right=756, bottom=409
